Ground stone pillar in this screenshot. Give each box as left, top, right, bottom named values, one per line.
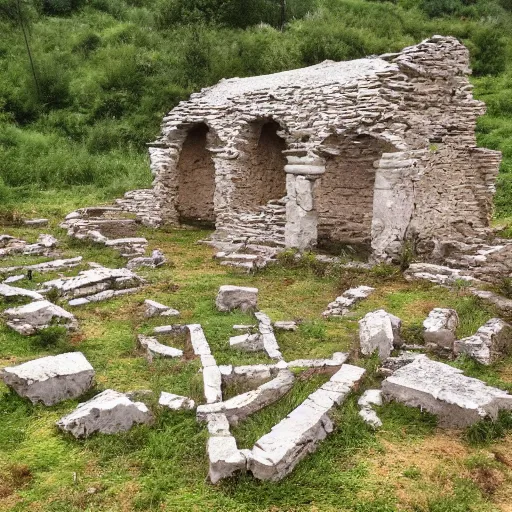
left=284, top=154, right=325, bottom=250
left=371, top=151, right=424, bottom=261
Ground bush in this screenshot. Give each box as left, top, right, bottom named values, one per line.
left=470, top=27, right=507, bottom=76
left=41, top=0, right=84, bottom=15
left=32, top=326, right=68, bottom=349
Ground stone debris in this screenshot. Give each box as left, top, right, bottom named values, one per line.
left=380, top=352, right=426, bottom=376
left=0, top=352, right=94, bottom=405
left=23, top=218, right=49, bottom=227
left=3, top=275, right=25, bottom=284
left=0, top=234, right=58, bottom=258
left=454, top=318, right=512, bottom=365
left=287, top=352, right=349, bottom=368
left=115, top=188, right=161, bottom=227
left=381, top=357, right=512, bottom=427
left=144, top=299, right=179, bottom=318
left=137, top=335, right=183, bottom=360
left=423, top=308, right=459, bottom=350
left=255, top=312, right=283, bottom=360
left=68, top=287, right=140, bottom=306
left=229, top=333, right=263, bottom=352
left=470, top=289, right=512, bottom=317
left=0, top=257, right=83, bottom=276
left=40, top=266, right=144, bottom=300
left=159, top=392, right=195, bottom=410
left=358, top=389, right=383, bottom=429
left=4, top=300, right=78, bottom=335
left=232, top=324, right=256, bottom=330
left=404, top=263, right=478, bottom=286
left=206, top=413, right=248, bottom=484
left=197, top=370, right=295, bottom=425
left=0, top=283, right=44, bottom=301
left=249, top=364, right=366, bottom=481
left=56, top=389, right=153, bottom=438
left=359, top=309, right=402, bottom=360
left=61, top=207, right=148, bottom=258
left=274, top=321, right=298, bottom=331
left=216, top=285, right=258, bottom=313
left=219, top=362, right=287, bottom=387
left=323, top=286, right=375, bottom=318
left=127, top=249, right=167, bottom=270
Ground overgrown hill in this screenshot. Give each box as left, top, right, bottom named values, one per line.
left=1, top=0, right=511, bottom=221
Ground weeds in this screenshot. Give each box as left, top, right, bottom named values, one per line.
left=463, top=410, right=512, bottom=446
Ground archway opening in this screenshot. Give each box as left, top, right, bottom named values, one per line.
left=233, top=119, right=287, bottom=211
left=314, top=134, right=397, bottom=256
left=176, top=123, right=216, bottom=227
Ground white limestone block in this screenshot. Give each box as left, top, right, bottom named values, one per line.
left=229, top=333, right=263, bottom=352
left=0, top=283, right=44, bottom=301
left=159, top=392, right=195, bottom=410
left=138, top=335, right=183, bottom=359
left=423, top=308, right=459, bottom=349
left=57, top=389, right=153, bottom=438
left=0, top=352, right=94, bottom=405
left=359, top=309, right=401, bottom=360
left=382, top=357, right=512, bottom=427
left=215, top=285, right=258, bottom=312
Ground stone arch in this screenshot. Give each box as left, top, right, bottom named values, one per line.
left=232, top=118, right=287, bottom=212
left=314, top=133, right=398, bottom=254
left=176, top=123, right=217, bottom=226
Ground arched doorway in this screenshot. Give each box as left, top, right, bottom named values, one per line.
left=314, top=134, right=397, bottom=255
left=176, top=123, right=216, bottom=227
left=232, top=119, right=287, bottom=211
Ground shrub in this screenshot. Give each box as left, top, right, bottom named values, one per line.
left=470, top=27, right=507, bottom=76
left=464, top=410, right=512, bottom=445
left=32, top=326, right=68, bottom=348
left=41, top=0, right=84, bottom=16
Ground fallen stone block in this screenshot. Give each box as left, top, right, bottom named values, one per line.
left=0, top=352, right=94, bottom=405
left=56, top=389, right=153, bottom=438
left=23, top=218, right=48, bottom=227
left=127, top=249, right=167, bottom=270
left=229, top=333, right=263, bottom=352
left=144, top=299, right=179, bottom=318
left=423, top=308, right=459, bottom=349
left=274, top=321, right=298, bottom=331
left=216, top=285, right=258, bottom=312
left=0, top=257, right=83, bottom=276
left=203, top=364, right=222, bottom=404
left=138, top=335, right=183, bottom=360
left=359, top=309, right=401, bottom=360
left=208, top=434, right=247, bottom=484
left=380, top=352, right=426, bottom=375
left=0, top=283, right=44, bottom=301
left=41, top=266, right=144, bottom=299
left=470, top=289, right=512, bottom=317
left=4, top=300, right=78, bottom=335
left=3, top=275, right=25, bottom=284
left=381, top=357, right=512, bottom=427
left=453, top=318, right=512, bottom=365
left=255, top=311, right=283, bottom=360
left=405, top=263, right=478, bottom=286
left=197, top=370, right=295, bottom=425
left=159, top=392, right=195, bottom=410
left=323, top=286, right=375, bottom=318
left=287, top=352, right=348, bottom=368
left=249, top=364, right=365, bottom=481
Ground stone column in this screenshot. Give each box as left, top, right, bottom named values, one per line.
left=284, top=154, right=325, bottom=250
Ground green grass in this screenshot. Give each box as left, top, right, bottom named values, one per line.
left=1, top=203, right=512, bottom=510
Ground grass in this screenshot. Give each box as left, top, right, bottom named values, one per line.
left=1, top=203, right=512, bottom=510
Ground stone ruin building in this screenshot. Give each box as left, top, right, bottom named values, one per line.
left=138, top=35, right=502, bottom=263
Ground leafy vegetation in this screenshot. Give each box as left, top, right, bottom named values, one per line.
left=1, top=0, right=512, bottom=223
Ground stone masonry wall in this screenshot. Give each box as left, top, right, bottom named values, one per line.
left=146, top=35, right=501, bottom=260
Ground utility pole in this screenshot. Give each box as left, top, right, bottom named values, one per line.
left=16, top=0, right=41, bottom=101
left=279, top=0, right=286, bottom=30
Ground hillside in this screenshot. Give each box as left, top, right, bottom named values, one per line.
left=0, top=0, right=512, bottom=223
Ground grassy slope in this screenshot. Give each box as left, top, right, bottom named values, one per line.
left=0, top=201, right=512, bottom=511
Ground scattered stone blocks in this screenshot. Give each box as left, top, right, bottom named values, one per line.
left=0, top=257, right=83, bottom=277
left=159, top=392, right=195, bottom=410
left=255, top=311, right=283, bottom=360
left=0, top=283, right=44, bottom=301
left=323, top=286, right=375, bottom=318
left=382, top=357, right=512, bottom=427
left=216, top=285, right=258, bottom=313
left=423, top=308, right=459, bottom=350
left=197, top=370, right=295, bottom=425
left=229, top=333, right=263, bottom=352
left=454, top=318, right=512, bottom=365
left=127, top=249, right=166, bottom=270
left=249, top=364, right=366, bottom=481
left=0, top=352, right=94, bottom=405
left=56, top=389, right=153, bottom=438
left=274, top=321, right=298, bottom=331
left=3, top=299, right=78, bottom=335
left=359, top=309, right=401, bottom=360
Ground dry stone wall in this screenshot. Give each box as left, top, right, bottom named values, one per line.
left=143, top=35, right=500, bottom=262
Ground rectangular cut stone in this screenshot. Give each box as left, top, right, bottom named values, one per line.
left=382, top=357, right=512, bottom=427
left=0, top=352, right=94, bottom=405
left=248, top=364, right=365, bottom=481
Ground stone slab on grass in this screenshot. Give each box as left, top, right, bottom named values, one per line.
left=159, top=392, right=195, bottom=410
left=359, top=309, right=401, bottom=360
left=382, top=357, right=512, bottom=427
left=0, top=352, right=94, bottom=405
left=423, top=308, right=459, bottom=350
left=216, top=285, right=258, bottom=313
left=57, top=389, right=153, bottom=438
